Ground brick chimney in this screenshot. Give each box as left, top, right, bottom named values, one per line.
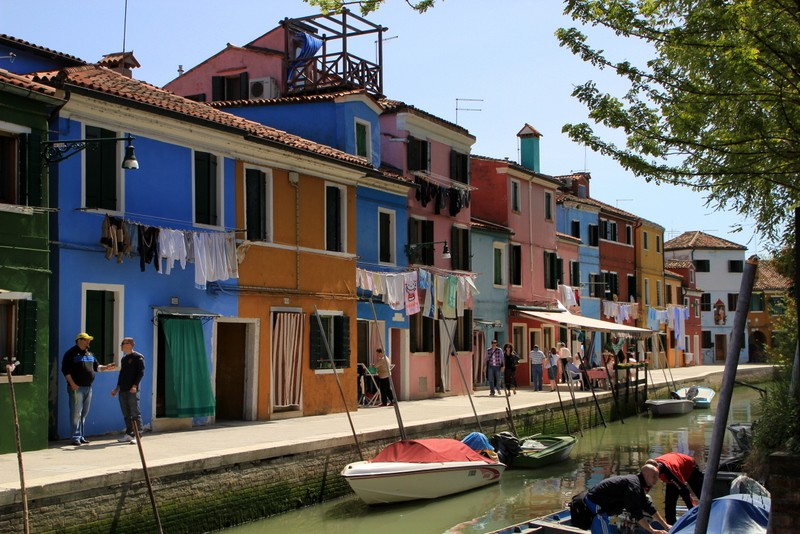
left=97, top=51, right=140, bottom=78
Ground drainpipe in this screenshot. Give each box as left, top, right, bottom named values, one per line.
left=289, top=171, right=300, bottom=290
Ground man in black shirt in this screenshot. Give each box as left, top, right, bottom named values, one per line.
left=61, top=332, right=115, bottom=446
left=579, top=464, right=670, bottom=533
left=112, top=337, right=145, bottom=444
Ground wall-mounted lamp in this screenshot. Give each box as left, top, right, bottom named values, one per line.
left=405, top=240, right=450, bottom=262
left=42, top=134, right=139, bottom=169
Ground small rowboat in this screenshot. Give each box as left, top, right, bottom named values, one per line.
left=512, top=435, right=577, bottom=469
left=645, top=398, right=694, bottom=416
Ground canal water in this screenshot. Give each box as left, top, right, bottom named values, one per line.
left=219, top=386, right=760, bottom=534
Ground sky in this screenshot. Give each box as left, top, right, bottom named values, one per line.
left=2, top=0, right=768, bottom=256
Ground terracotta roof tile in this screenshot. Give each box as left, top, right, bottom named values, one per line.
left=209, top=89, right=369, bottom=108
left=754, top=260, right=791, bottom=291
left=0, top=67, right=61, bottom=98
left=665, top=259, right=695, bottom=270
left=556, top=231, right=582, bottom=244
left=0, top=34, right=86, bottom=65
left=471, top=217, right=513, bottom=234
left=30, top=66, right=372, bottom=169
left=664, top=231, right=746, bottom=251
left=558, top=193, right=638, bottom=220
left=471, top=154, right=562, bottom=186
left=378, top=98, right=474, bottom=140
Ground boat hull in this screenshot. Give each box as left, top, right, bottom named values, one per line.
left=645, top=398, right=694, bottom=416
left=513, top=435, right=577, bottom=469
left=341, top=460, right=505, bottom=504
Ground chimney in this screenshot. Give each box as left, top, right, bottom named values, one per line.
left=97, top=51, right=141, bottom=78
left=517, top=123, right=542, bottom=173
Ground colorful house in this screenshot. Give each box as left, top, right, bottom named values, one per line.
left=748, top=259, right=790, bottom=363
left=664, top=231, right=749, bottom=363
left=0, top=68, right=64, bottom=453
left=665, top=259, right=703, bottom=365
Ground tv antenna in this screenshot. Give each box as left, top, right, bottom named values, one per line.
left=455, top=98, right=483, bottom=125
left=375, top=35, right=398, bottom=63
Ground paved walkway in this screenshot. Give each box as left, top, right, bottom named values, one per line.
left=0, top=363, right=773, bottom=504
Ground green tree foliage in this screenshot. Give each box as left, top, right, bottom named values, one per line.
left=305, top=0, right=435, bottom=15
left=556, top=0, right=800, bottom=248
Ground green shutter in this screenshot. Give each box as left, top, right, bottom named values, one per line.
left=310, top=315, right=323, bottom=367
left=211, top=76, right=225, bottom=101
left=245, top=168, right=264, bottom=240
left=21, top=132, right=43, bottom=206
left=239, top=72, right=250, bottom=99
left=15, top=299, right=37, bottom=375
left=335, top=315, right=350, bottom=364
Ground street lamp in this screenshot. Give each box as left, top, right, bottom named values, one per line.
left=41, top=134, right=139, bottom=169
left=405, top=240, right=451, bottom=262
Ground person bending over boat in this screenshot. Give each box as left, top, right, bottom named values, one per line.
left=646, top=453, right=705, bottom=524
left=570, top=464, right=670, bottom=533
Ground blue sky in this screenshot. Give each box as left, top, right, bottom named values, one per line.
left=2, top=0, right=766, bottom=256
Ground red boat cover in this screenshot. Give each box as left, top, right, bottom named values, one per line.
left=371, top=439, right=496, bottom=464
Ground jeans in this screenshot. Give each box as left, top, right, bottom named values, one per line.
left=531, top=364, right=543, bottom=391
left=68, top=385, right=93, bottom=440
left=487, top=365, right=502, bottom=394
left=119, top=390, right=143, bottom=437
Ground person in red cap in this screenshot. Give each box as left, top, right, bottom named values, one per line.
left=646, top=453, right=705, bottom=524
left=61, top=332, right=115, bottom=446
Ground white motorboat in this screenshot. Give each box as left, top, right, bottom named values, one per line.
left=675, top=385, right=716, bottom=408
left=645, top=398, right=694, bottom=416
left=341, top=438, right=505, bottom=504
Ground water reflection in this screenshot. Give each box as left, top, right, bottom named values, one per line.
left=220, top=387, right=760, bottom=534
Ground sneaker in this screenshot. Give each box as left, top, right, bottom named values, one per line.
left=129, top=438, right=137, bottom=445
left=79, top=437, right=90, bottom=444
left=118, top=434, right=134, bottom=443
left=70, top=440, right=82, bottom=446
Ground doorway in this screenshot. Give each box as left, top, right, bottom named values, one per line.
left=214, top=319, right=259, bottom=421
left=714, top=334, right=727, bottom=362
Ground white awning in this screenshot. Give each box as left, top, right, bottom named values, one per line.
left=518, top=310, right=653, bottom=334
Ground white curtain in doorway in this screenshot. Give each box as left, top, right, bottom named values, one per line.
left=473, top=330, right=486, bottom=386
left=438, top=319, right=456, bottom=391
left=272, top=312, right=304, bottom=408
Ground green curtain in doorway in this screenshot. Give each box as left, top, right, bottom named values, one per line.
left=162, top=317, right=216, bottom=417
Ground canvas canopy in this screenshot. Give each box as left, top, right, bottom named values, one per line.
left=371, top=439, right=496, bottom=464
left=518, top=310, right=653, bottom=334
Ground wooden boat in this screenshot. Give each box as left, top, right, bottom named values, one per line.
left=488, top=507, right=665, bottom=533
left=645, top=397, right=694, bottom=416
left=341, top=438, right=505, bottom=504
left=512, top=435, right=577, bottom=469
left=675, top=385, right=716, bottom=408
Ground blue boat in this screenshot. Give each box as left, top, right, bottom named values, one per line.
left=670, top=494, right=770, bottom=534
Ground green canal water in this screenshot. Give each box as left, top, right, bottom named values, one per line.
left=219, top=386, right=760, bottom=534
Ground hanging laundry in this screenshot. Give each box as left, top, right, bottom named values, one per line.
left=138, top=225, right=160, bottom=273
left=100, top=215, right=131, bottom=263
left=404, top=271, right=420, bottom=315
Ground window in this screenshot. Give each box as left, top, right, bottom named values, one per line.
left=656, top=235, right=661, bottom=253
left=355, top=119, right=371, bottom=160
left=450, top=226, right=471, bottom=271
left=690, top=270, right=695, bottom=284
left=627, top=274, right=637, bottom=301
left=544, top=192, right=553, bottom=220
left=589, top=273, right=603, bottom=298
left=644, top=278, right=651, bottom=305
left=701, top=293, right=711, bottom=312
left=694, top=259, right=710, bottom=272
left=603, top=271, right=619, bottom=299
left=325, top=183, right=346, bottom=252
left=701, top=330, right=712, bottom=349
left=643, top=231, right=649, bottom=250
left=588, top=224, right=599, bottom=246
left=769, top=296, right=786, bottom=316
left=0, top=295, right=37, bottom=376
left=378, top=209, right=395, bottom=263
left=693, top=299, right=700, bottom=318
left=454, top=310, right=473, bottom=351
left=194, top=150, right=219, bottom=226
left=544, top=251, right=558, bottom=290
left=512, top=324, right=525, bottom=361
left=493, top=244, right=505, bottom=286
left=626, top=225, right=632, bottom=245
left=450, top=150, right=469, bottom=184
left=510, top=244, right=522, bottom=286
left=750, top=293, right=765, bottom=312
left=727, top=293, right=738, bottom=312
left=409, top=312, right=434, bottom=352
left=211, top=73, right=249, bottom=101
left=728, top=260, right=744, bottom=273
left=656, top=280, right=663, bottom=306
left=571, top=261, right=581, bottom=287
left=408, top=217, right=434, bottom=265
left=511, top=180, right=521, bottom=212
left=600, top=219, right=618, bottom=241
left=84, top=284, right=123, bottom=366
left=570, top=220, right=581, bottom=239
left=666, top=284, right=673, bottom=305
left=244, top=167, right=272, bottom=242
left=85, top=126, right=120, bottom=211
left=407, top=137, right=430, bottom=172
left=309, top=313, right=350, bottom=369
left=0, top=123, right=39, bottom=207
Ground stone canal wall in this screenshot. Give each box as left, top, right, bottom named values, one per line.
left=0, top=368, right=775, bottom=533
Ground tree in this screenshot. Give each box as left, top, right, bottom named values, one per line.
left=305, top=0, right=434, bottom=15
left=556, top=0, right=800, bottom=248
